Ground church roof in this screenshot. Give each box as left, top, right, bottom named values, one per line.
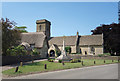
left=48, top=36, right=77, bottom=46
left=21, top=32, right=46, bottom=48
left=79, top=34, right=103, bottom=46
left=48, top=34, right=103, bottom=46
left=21, top=32, right=103, bottom=48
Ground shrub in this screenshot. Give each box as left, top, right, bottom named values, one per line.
left=49, top=59, right=54, bottom=62
left=78, top=59, right=81, bottom=62
left=48, top=58, right=54, bottom=62
left=98, top=54, right=103, bottom=57
left=48, top=58, right=51, bottom=61
left=59, top=60, right=62, bottom=63
left=32, top=48, right=39, bottom=55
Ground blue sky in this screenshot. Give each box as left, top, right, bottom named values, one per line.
left=2, top=2, right=118, bottom=37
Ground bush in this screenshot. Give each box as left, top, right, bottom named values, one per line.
left=70, top=59, right=81, bottom=63
left=6, top=45, right=27, bottom=56
left=49, top=59, right=54, bottom=62
left=48, top=58, right=51, bottom=61
left=78, top=59, right=81, bottom=62
left=98, top=54, right=103, bottom=57
left=59, top=60, right=62, bottom=63
left=48, top=58, right=54, bottom=62
left=32, top=48, right=39, bottom=55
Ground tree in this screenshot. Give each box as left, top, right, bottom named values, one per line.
left=14, top=26, right=28, bottom=33
left=91, top=23, right=120, bottom=56
left=1, top=18, right=21, bottom=55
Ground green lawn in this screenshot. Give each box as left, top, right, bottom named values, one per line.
left=2, top=59, right=119, bottom=77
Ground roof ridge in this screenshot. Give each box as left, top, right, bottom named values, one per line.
left=52, top=35, right=77, bottom=38
left=81, top=34, right=102, bottom=37
left=22, top=32, right=45, bottom=34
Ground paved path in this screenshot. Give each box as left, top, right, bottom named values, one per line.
left=4, top=63, right=118, bottom=79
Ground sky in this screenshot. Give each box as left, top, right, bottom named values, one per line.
left=2, top=2, right=118, bottom=37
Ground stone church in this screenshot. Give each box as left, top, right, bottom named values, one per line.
left=21, top=19, right=103, bottom=58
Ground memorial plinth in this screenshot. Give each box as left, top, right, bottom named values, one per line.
left=55, top=36, right=70, bottom=62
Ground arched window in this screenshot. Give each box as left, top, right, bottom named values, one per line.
left=50, top=50, right=55, bottom=57
left=80, top=48, right=82, bottom=54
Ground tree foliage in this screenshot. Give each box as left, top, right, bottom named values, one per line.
left=91, top=23, right=120, bottom=56
left=1, top=18, right=21, bottom=55
left=6, top=45, right=39, bottom=56
left=32, top=48, right=39, bottom=56
left=15, top=26, right=28, bottom=33
left=6, top=45, right=27, bottom=56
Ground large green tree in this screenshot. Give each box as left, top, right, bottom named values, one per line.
left=91, top=23, right=120, bottom=56
left=1, top=18, right=21, bottom=55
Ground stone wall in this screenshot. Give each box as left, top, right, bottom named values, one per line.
left=71, top=46, right=76, bottom=53
left=37, top=40, right=48, bottom=58
left=68, top=54, right=120, bottom=60
left=79, top=45, right=103, bottom=55
left=95, top=46, right=103, bottom=55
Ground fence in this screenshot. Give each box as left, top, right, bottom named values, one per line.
left=2, top=55, right=45, bottom=66
left=2, top=54, right=120, bottom=66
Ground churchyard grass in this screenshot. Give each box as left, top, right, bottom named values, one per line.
left=2, top=59, right=119, bottom=77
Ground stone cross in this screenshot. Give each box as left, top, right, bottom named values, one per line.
left=62, top=36, right=67, bottom=56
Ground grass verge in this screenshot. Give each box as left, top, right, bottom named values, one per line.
left=2, top=59, right=119, bottom=77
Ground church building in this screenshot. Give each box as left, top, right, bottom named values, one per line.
left=21, top=19, right=103, bottom=58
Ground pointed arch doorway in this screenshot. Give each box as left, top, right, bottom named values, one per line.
left=50, top=50, right=55, bottom=57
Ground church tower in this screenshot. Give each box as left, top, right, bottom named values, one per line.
left=36, top=19, right=51, bottom=39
